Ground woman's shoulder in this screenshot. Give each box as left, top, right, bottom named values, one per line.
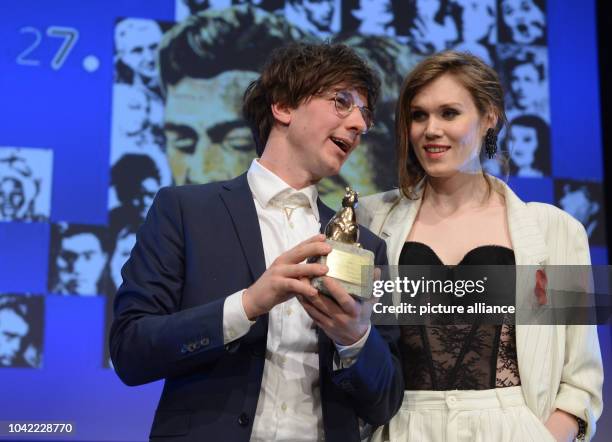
left=356, top=189, right=405, bottom=230
left=495, top=177, right=586, bottom=238
left=358, top=189, right=404, bottom=213
left=525, top=201, right=585, bottom=234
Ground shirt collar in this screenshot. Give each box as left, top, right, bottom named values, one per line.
left=246, top=159, right=320, bottom=221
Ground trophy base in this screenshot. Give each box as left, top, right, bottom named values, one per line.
left=311, top=239, right=375, bottom=301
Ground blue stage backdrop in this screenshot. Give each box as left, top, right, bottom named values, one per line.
left=0, top=0, right=610, bottom=440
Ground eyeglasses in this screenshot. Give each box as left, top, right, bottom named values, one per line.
left=330, top=90, right=374, bottom=134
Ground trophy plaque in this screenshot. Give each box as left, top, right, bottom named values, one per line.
left=311, top=187, right=374, bottom=300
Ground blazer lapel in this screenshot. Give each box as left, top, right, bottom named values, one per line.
left=499, top=179, right=552, bottom=411
left=379, top=186, right=424, bottom=267
left=219, top=173, right=267, bottom=282
left=501, top=179, right=548, bottom=266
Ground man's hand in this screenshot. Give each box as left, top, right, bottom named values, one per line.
left=298, top=276, right=373, bottom=346
left=242, top=234, right=331, bottom=320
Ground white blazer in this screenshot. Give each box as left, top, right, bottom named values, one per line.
left=357, top=179, right=603, bottom=440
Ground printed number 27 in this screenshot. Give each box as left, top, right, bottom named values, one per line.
left=17, top=26, right=79, bottom=70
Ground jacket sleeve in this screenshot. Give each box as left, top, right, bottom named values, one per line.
left=109, top=187, right=230, bottom=386
left=552, top=218, right=603, bottom=441
left=331, top=238, right=405, bottom=426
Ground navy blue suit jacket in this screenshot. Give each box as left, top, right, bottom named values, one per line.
left=110, top=173, right=404, bottom=441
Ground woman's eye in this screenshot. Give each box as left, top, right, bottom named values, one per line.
left=442, top=109, right=459, bottom=119
left=411, top=111, right=426, bottom=121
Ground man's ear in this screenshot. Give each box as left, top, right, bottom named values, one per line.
left=271, top=102, right=292, bottom=125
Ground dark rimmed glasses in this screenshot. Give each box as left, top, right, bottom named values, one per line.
left=329, top=90, right=374, bottom=134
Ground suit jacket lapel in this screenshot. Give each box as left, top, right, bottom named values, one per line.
left=317, top=199, right=334, bottom=234
left=316, top=199, right=335, bottom=367
left=219, top=173, right=267, bottom=282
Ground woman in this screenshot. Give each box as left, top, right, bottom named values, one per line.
left=358, top=51, right=602, bottom=441
left=498, top=0, right=546, bottom=45
left=507, top=114, right=550, bottom=177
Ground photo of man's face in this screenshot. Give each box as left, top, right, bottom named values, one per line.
left=163, top=71, right=258, bottom=185
left=559, top=187, right=599, bottom=227
left=56, top=233, right=107, bottom=295
left=113, top=85, right=149, bottom=137
left=302, top=0, right=335, bottom=31
left=510, top=62, right=542, bottom=110
left=0, top=177, right=25, bottom=219
left=0, top=308, right=29, bottom=366
left=500, top=0, right=544, bottom=44
left=457, top=0, right=495, bottom=42
left=116, top=20, right=163, bottom=80
left=110, top=231, right=137, bottom=290
left=555, top=181, right=605, bottom=245
left=132, top=177, right=159, bottom=219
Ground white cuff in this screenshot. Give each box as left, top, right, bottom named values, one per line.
left=333, top=324, right=371, bottom=370
left=222, top=290, right=256, bottom=345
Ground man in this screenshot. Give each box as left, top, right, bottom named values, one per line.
left=48, top=224, right=108, bottom=296
left=110, top=153, right=162, bottom=223
left=505, top=52, right=549, bottom=119
left=0, top=295, right=41, bottom=368
left=0, top=299, right=29, bottom=366
left=158, top=7, right=409, bottom=207
left=158, top=6, right=309, bottom=187
left=285, top=0, right=337, bottom=37
left=558, top=181, right=604, bottom=245
left=499, top=0, right=545, bottom=45
left=110, top=41, right=403, bottom=441
left=114, top=18, right=163, bottom=95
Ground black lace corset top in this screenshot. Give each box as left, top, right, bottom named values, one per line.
left=398, top=241, right=521, bottom=390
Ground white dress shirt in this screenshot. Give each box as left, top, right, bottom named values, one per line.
left=222, top=159, right=369, bottom=441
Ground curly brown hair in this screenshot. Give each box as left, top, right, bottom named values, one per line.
left=243, top=42, right=381, bottom=156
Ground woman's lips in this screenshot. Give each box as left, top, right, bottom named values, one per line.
left=423, top=144, right=451, bottom=159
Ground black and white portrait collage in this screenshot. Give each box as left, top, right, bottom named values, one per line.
left=62, top=0, right=597, bottom=366
left=4, top=0, right=606, bottom=370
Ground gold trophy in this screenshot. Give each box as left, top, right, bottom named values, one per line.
left=311, top=187, right=374, bottom=300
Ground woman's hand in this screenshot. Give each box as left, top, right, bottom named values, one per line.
left=544, top=409, right=579, bottom=442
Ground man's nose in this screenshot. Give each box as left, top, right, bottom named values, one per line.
left=345, top=107, right=367, bottom=135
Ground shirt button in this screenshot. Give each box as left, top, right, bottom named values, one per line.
left=286, top=307, right=293, bottom=316
left=281, top=403, right=287, bottom=412
left=447, top=396, right=457, bottom=406
left=238, top=413, right=249, bottom=426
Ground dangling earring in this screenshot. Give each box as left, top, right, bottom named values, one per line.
left=484, top=128, right=497, bottom=159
